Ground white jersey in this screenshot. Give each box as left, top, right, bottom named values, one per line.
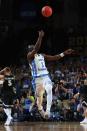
left=30, top=54, right=49, bottom=78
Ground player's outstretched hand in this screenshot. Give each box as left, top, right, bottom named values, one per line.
left=64, top=49, right=75, bottom=55
left=38, top=30, right=44, bottom=37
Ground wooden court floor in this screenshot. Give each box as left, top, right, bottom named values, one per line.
left=0, top=122, right=87, bottom=131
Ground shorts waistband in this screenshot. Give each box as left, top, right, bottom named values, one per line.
left=34, top=74, right=49, bottom=78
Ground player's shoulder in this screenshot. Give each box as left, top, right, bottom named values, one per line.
left=5, top=74, right=15, bottom=79
left=11, top=75, right=15, bottom=79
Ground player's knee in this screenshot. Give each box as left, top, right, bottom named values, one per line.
left=36, top=86, right=44, bottom=97
left=36, top=90, right=44, bottom=97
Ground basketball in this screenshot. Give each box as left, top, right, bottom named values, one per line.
left=41, top=6, right=53, bottom=17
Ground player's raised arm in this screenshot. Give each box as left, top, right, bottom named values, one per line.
left=0, top=67, right=9, bottom=74
left=0, top=67, right=11, bottom=80
left=27, top=30, right=44, bottom=60
left=44, top=49, right=75, bottom=61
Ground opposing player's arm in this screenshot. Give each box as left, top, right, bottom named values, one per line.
left=0, top=67, right=10, bottom=74
left=44, top=49, right=75, bottom=61
left=0, top=68, right=6, bottom=74
left=27, top=30, right=44, bottom=60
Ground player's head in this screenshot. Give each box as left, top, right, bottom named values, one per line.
left=28, top=45, right=34, bottom=52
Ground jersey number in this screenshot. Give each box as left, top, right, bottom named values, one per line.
left=8, top=80, right=12, bottom=86
left=38, top=61, right=46, bottom=70
left=41, top=62, right=45, bottom=68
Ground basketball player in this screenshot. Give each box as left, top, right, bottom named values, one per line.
left=74, top=79, right=87, bottom=124
left=27, top=30, right=74, bottom=119
left=0, top=67, right=16, bottom=126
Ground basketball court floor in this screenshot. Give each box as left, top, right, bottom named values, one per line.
left=0, top=122, right=86, bottom=131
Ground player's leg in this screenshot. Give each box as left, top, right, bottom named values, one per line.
left=4, top=107, right=13, bottom=126
left=3, top=98, right=13, bottom=126
left=80, top=108, right=87, bottom=124
left=80, top=101, right=87, bottom=124
left=36, top=84, right=45, bottom=117
left=44, top=79, right=52, bottom=119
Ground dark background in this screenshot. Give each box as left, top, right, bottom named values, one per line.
left=0, top=0, right=87, bottom=65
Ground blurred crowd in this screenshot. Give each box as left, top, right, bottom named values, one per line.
left=0, top=56, right=87, bottom=122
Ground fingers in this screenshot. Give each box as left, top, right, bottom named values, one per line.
left=39, top=30, right=44, bottom=32
left=38, top=30, right=44, bottom=37
left=69, top=49, right=77, bottom=53
left=68, top=49, right=75, bottom=52
left=67, top=49, right=75, bottom=53
left=67, top=49, right=79, bottom=55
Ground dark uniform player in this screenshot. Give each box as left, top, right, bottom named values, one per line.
left=2, top=74, right=16, bottom=107
left=0, top=67, right=16, bottom=126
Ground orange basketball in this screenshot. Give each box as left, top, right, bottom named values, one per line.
left=41, top=6, right=53, bottom=17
